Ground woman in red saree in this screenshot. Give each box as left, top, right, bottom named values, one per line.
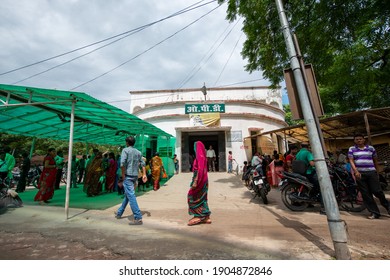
left=34, top=148, right=57, bottom=205
left=105, top=152, right=117, bottom=192
left=187, top=141, right=211, bottom=226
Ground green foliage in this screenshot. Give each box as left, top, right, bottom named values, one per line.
left=283, top=104, right=304, bottom=126
left=218, top=0, right=390, bottom=113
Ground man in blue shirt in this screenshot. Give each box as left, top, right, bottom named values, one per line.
left=115, top=136, right=147, bottom=225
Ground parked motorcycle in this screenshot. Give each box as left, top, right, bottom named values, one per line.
left=242, top=164, right=254, bottom=188
left=249, top=165, right=270, bottom=204
left=279, top=162, right=366, bottom=212
left=379, top=173, right=388, bottom=191
left=12, top=165, right=42, bottom=189
left=379, top=160, right=390, bottom=191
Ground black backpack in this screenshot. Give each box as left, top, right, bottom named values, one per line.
left=292, top=160, right=307, bottom=175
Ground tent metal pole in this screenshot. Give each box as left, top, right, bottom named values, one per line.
left=29, top=137, right=36, bottom=159
left=85, top=123, right=89, bottom=156
left=65, top=98, right=76, bottom=220
left=141, top=133, right=145, bottom=155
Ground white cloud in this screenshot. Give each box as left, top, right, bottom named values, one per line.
left=0, top=0, right=269, bottom=111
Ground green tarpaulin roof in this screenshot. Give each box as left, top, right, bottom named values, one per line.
left=0, top=84, right=172, bottom=145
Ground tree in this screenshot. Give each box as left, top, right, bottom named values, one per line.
left=218, top=0, right=390, bottom=113
left=283, top=104, right=303, bottom=126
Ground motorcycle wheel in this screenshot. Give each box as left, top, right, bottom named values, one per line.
left=281, top=184, right=309, bottom=211
left=247, top=180, right=254, bottom=191
left=259, top=188, right=268, bottom=204
left=339, top=190, right=366, bottom=212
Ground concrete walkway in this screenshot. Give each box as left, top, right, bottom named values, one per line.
left=1, top=172, right=389, bottom=259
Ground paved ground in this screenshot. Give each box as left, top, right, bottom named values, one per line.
left=1, top=172, right=389, bottom=260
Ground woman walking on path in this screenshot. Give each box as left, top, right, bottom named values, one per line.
left=34, top=148, right=57, bottom=205
left=150, top=152, right=165, bottom=191
left=187, top=141, right=211, bottom=226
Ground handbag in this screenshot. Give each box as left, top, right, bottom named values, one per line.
left=161, top=170, right=167, bottom=179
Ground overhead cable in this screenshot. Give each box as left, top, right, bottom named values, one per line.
left=1, top=0, right=216, bottom=77
left=213, top=29, right=243, bottom=86
left=177, top=17, right=241, bottom=89
left=70, top=4, right=222, bottom=90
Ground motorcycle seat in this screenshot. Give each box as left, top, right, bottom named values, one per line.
left=283, top=171, right=309, bottom=182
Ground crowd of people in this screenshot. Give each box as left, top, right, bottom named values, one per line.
left=242, top=135, right=390, bottom=219
left=1, top=140, right=176, bottom=210
left=3, top=133, right=389, bottom=226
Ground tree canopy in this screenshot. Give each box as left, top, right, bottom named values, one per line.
left=218, top=0, right=390, bottom=114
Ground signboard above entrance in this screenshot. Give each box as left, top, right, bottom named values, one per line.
left=185, top=103, right=225, bottom=114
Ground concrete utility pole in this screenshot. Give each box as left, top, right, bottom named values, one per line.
left=275, top=0, right=351, bottom=259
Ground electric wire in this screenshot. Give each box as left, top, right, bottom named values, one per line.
left=176, top=22, right=232, bottom=89
left=213, top=29, right=243, bottom=86
left=70, top=4, right=222, bottom=90
left=177, top=17, right=241, bottom=89
left=218, top=78, right=265, bottom=87
left=106, top=78, right=267, bottom=104
left=2, top=0, right=216, bottom=77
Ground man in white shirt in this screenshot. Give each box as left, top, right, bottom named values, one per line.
left=206, top=145, right=216, bottom=172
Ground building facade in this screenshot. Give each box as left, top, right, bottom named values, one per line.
left=130, top=86, right=286, bottom=173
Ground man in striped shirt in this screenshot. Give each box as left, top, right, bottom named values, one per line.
left=348, top=133, right=390, bottom=219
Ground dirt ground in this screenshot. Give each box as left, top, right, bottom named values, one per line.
left=1, top=172, right=389, bottom=260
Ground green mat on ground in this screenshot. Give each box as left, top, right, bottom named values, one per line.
left=17, top=182, right=160, bottom=210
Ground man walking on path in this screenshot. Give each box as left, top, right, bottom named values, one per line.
left=348, top=133, right=390, bottom=219
left=115, top=136, right=147, bottom=225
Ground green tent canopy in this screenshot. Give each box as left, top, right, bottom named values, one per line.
left=0, top=84, right=172, bottom=144
left=1, top=84, right=174, bottom=219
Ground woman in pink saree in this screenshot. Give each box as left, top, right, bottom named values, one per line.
left=187, top=141, right=211, bottom=226
left=269, top=153, right=284, bottom=187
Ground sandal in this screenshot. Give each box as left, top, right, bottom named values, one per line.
left=187, top=216, right=211, bottom=226
left=187, top=217, right=204, bottom=226
left=201, top=216, right=212, bottom=224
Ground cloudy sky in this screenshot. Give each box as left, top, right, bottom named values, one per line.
left=0, top=0, right=287, bottom=111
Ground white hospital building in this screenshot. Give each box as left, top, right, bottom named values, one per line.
left=130, top=86, right=286, bottom=172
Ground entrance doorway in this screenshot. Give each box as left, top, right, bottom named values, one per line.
left=181, top=131, right=226, bottom=172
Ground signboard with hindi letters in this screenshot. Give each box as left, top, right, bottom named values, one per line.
left=185, top=103, right=225, bottom=114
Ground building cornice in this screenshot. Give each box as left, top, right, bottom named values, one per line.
left=134, top=99, right=284, bottom=115
left=175, top=126, right=232, bottom=132
left=139, top=112, right=287, bottom=126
